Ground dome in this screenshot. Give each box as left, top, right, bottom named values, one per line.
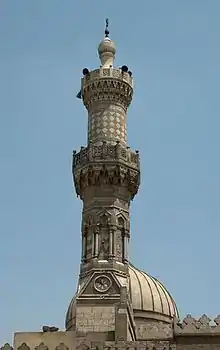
left=65, top=264, right=178, bottom=330
left=129, top=264, right=179, bottom=321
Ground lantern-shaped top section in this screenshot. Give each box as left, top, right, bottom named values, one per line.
left=98, top=36, right=116, bottom=68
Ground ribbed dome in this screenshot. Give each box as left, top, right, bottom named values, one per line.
left=129, top=264, right=178, bottom=319
left=65, top=264, right=178, bottom=330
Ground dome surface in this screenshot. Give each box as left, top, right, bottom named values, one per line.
left=129, top=264, right=178, bottom=319
left=65, top=264, right=178, bottom=330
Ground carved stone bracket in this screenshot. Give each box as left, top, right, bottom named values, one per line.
left=174, top=314, right=220, bottom=335
left=74, top=163, right=140, bottom=200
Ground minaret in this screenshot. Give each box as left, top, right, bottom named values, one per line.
left=68, top=21, right=140, bottom=341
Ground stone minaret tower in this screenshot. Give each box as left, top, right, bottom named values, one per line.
left=11, top=20, right=180, bottom=350
left=66, top=21, right=140, bottom=341
left=9, top=19, right=217, bottom=350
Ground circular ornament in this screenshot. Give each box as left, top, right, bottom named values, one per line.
left=94, top=275, right=112, bottom=293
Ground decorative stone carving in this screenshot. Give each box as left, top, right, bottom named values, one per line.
left=198, top=314, right=211, bottom=329
left=98, top=234, right=109, bottom=259
left=1, top=344, right=13, bottom=350
left=81, top=68, right=133, bottom=110
left=174, top=314, right=220, bottom=335
left=115, top=231, right=123, bottom=261
left=55, top=343, right=69, bottom=350
left=81, top=208, right=130, bottom=263
left=88, top=104, right=127, bottom=145
left=73, top=141, right=140, bottom=200
left=73, top=142, right=139, bottom=169
left=82, top=68, right=132, bottom=86
left=137, top=322, right=173, bottom=340
left=35, top=344, right=48, bottom=350
left=102, top=342, right=175, bottom=350
left=17, top=344, right=30, bottom=350
left=74, top=163, right=140, bottom=200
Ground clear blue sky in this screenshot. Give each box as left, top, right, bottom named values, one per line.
left=1, top=0, right=220, bottom=344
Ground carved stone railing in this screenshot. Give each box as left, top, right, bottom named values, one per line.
left=174, top=314, right=220, bottom=335
left=81, top=68, right=133, bottom=88
left=73, top=142, right=140, bottom=170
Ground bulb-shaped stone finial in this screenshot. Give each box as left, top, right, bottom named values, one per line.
left=98, top=37, right=116, bottom=68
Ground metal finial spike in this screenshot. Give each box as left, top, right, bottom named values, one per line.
left=105, top=18, right=109, bottom=37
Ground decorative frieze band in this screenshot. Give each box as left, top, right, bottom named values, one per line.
left=74, top=163, right=140, bottom=200
left=77, top=341, right=175, bottom=350
left=73, top=142, right=140, bottom=170
left=81, top=69, right=133, bottom=110
left=81, top=68, right=133, bottom=88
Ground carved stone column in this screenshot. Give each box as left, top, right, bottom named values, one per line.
left=93, top=222, right=100, bottom=258
left=82, top=226, right=88, bottom=263
left=108, top=224, right=116, bottom=259
left=123, top=228, right=130, bottom=263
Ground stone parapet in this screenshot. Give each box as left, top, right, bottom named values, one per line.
left=12, top=331, right=75, bottom=350
left=73, top=142, right=139, bottom=170
left=81, top=68, right=133, bottom=88
left=174, top=314, right=220, bottom=336
left=73, top=142, right=140, bottom=201
left=76, top=340, right=175, bottom=350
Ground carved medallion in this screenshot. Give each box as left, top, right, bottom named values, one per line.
left=94, top=275, right=112, bottom=293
